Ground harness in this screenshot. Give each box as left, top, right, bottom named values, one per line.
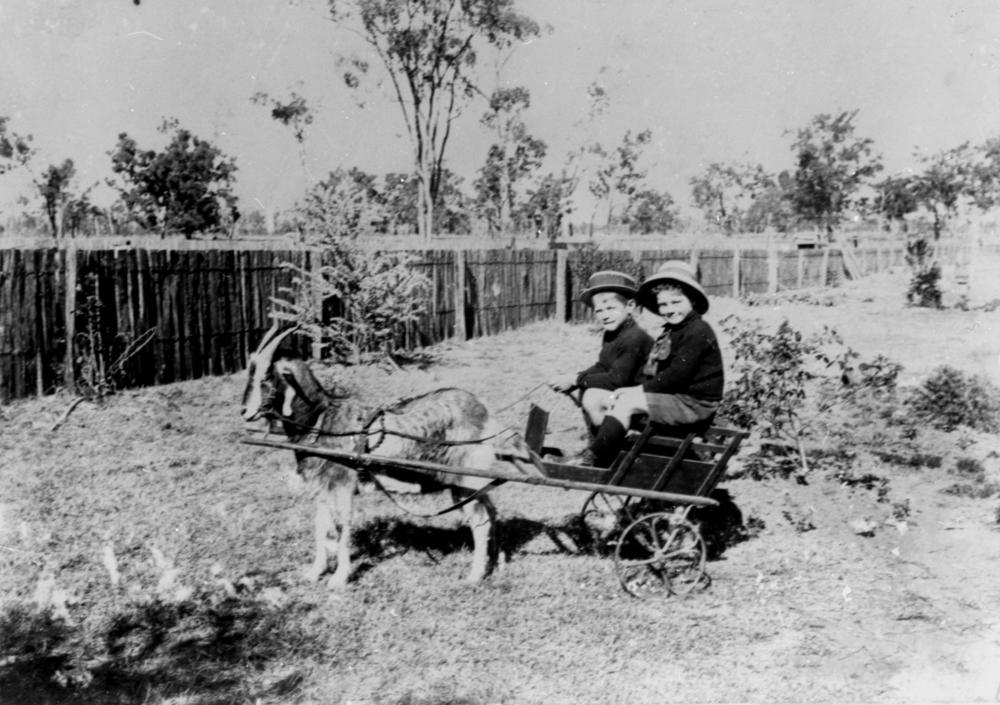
left=260, top=404, right=505, bottom=517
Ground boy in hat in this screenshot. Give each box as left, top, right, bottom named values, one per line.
left=549, top=270, right=654, bottom=432
left=569, top=261, right=724, bottom=468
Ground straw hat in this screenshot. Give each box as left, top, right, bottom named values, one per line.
left=579, top=270, right=639, bottom=307
left=637, top=260, right=709, bottom=314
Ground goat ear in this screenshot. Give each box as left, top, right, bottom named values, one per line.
left=273, top=360, right=299, bottom=417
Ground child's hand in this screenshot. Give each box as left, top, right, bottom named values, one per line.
left=549, top=374, right=577, bottom=392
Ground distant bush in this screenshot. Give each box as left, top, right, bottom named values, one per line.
left=906, top=366, right=1000, bottom=432
left=905, top=238, right=942, bottom=308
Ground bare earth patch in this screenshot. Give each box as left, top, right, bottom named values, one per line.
left=1, top=260, right=999, bottom=704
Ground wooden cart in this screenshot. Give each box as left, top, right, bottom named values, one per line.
left=245, top=405, right=746, bottom=598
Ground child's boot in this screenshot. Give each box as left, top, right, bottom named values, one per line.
left=565, top=417, right=627, bottom=468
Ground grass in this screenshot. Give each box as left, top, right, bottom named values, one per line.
left=2, top=300, right=1000, bottom=703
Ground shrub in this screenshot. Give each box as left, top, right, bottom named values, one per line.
left=720, top=316, right=846, bottom=476
left=906, top=365, right=1000, bottom=432
left=273, top=246, right=430, bottom=364
left=906, top=262, right=942, bottom=308
left=905, top=237, right=942, bottom=308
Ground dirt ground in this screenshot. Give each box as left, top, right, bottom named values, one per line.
left=1, top=253, right=1000, bottom=704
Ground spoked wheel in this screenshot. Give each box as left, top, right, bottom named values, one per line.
left=578, top=492, right=634, bottom=554
left=614, top=512, right=708, bottom=598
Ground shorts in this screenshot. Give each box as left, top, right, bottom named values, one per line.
left=644, top=393, right=719, bottom=426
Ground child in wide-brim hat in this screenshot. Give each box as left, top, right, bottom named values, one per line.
left=549, top=270, right=653, bottom=432
left=567, top=261, right=724, bottom=468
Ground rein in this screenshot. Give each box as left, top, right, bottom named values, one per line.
left=247, top=411, right=507, bottom=446
left=365, top=473, right=506, bottom=518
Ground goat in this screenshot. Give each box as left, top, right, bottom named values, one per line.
left=241, top=324, right=498, bottom=587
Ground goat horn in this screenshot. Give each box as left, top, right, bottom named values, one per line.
left=253, top=321, right=281, bottom=355
left=256, top=324, right=299, bottom=367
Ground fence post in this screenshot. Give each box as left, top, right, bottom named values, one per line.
left=767, top=246, right=778, bottom=294
left=821, top=247, right=830, bottom=286
left=63, top=246, right=77, bottom=390
left=454, top=249, right=467, bottom=340
left=554, top=249, right=568, bottom=322
left=796, top=249, right=804, bottom=289
left=732, top=247, right=740, bottom=298
left=310, top=249, right=323, bottom=360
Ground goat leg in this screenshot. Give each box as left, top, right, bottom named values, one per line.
left=325, top=478, right=356, bottom=589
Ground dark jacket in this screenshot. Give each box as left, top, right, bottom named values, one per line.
left=640, top=313, right=724, bottom=401
left=576, top=317, right=654, bottom=391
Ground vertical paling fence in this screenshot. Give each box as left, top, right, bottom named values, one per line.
left=408, top=249, right=458, bottom=347
left=68, top=247, right=308, bottom=394
left=0, top=242, right=907, bottom=403
left=464, top=249, right=559, bottom=337
left=777, top=250, right=803, bottom=292
left=0, top=248, right=65, bottom=401
left=695, top=249, right=736, bottom=299
left=738, top=249, right=769, bottom=296
left=797, top=250, right=821, bottom=287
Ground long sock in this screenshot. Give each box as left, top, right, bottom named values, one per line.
left=590, top=416, right=627, bottom=468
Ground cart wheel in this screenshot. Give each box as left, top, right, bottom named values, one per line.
left=614, top=512, right=707, bottom=598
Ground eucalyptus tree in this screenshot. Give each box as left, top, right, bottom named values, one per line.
left=473, top=86, right=546, bottom=236
left=690, top=161, right=778, bottom=234
left=329, top=0, right=540, bottom=240
left=0, top=116, right=33, bottom=175
left=787, top=110, right=883, bottom=237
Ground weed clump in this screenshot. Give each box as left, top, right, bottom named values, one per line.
left=905, top=238, right=942, bottom=308
left=906, top=366, right=1000, bottom=432
left=0, top=581, right=323, bottom=703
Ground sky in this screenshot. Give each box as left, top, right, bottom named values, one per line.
left=2, top=0, right=1000, bottom=222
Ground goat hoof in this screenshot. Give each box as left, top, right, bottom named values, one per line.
left=326, top=572, right=349, bottom=590
left=302, top=564, right=326, bottom=583
left=464, top=570, right=487, bottom=585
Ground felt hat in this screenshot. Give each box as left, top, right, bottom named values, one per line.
left=579, top=270, right=639, bottom=307
left=637, top=260, right=709, bottom=314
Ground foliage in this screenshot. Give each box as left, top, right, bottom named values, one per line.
left=473, top=86, right=547, bottom=236
left=274, top=207, right=431, bottom=360
left=905, top=365, right=1000, bottom=433
left=72, top=273, right=156, bottom=400
left=904, top=237, right=942, bottom=308
left=873, top=174, right=919, bottom=226
left=690, top=162, right=787, bottom=234
left=299, top=166, right=388, bottom=238
left=108, top=120, right=239, bottom=238
left=625, top=188, right=677, bottom=234
left=787, top=110, right=883, bottom=235
left=36, top=159, right=76, bottom=237
left=0, top=569, right=323, bottom=702
left=720, top=316, right=846, bottom=476
left=251, top=90, right=315, bottom=144
left=0, top=115, right=34, bottom=175
left=910, top=143, right=976, bottom=240
left=587, top=129, right=652, bottom=229
left=329, top=0, right=541, bottom=238
left=516, top=170, right=575, bottom=239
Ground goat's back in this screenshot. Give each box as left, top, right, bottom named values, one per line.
left=377, top=388, right=494, bottom=481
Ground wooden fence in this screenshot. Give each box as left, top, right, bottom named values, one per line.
left=0, top=244, right=899, bottom=402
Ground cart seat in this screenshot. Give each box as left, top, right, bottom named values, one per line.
left=627, top=414, right=716, bottom=442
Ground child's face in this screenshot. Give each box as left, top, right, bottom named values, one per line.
left=654, top=286, right=693, bottom=325
left=591, top=292, right=633, bottom=332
